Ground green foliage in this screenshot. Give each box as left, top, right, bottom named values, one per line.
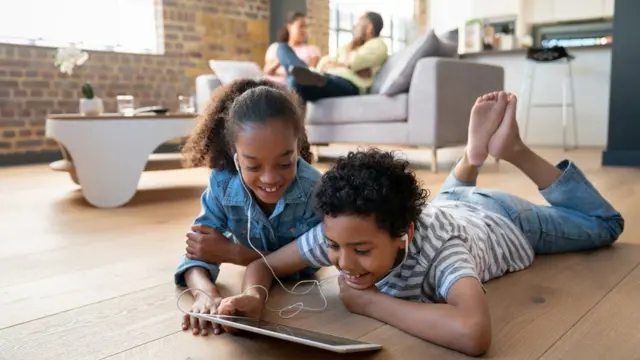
left=81, top=82, right=94, bottom=99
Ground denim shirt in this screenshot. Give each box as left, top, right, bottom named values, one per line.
left=174, top=158, right=322, bottom=286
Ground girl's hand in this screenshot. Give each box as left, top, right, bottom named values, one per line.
left=185, top=225, right=233, bottom=264
left=216, top=294, right=265, bottom=334
left=182, top=293, right=223, bottom=336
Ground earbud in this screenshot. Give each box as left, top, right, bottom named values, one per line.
left=233, top=153, right=240, bottom=172
left=401, top=233, right=409, bottom=248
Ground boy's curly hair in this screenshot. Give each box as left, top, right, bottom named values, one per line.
left=314, top=148, right=429, bottom=237
left=181, top=78, right=313, bottom=171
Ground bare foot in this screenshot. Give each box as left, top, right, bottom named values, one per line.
left=488, top=93, right=526, bottom=161
left=466, top=91, right=509, bottom=165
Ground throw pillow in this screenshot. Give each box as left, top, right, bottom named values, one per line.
left=370, top=29, right=457, bottom=95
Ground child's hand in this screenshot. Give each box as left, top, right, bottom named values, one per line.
left=216, top=294, right=265, bottom=334
left=182, top=293, right=223, bottom=336
left=337, top=275, right=380, bottom=317
left=185, top=225, right=234, bottom=264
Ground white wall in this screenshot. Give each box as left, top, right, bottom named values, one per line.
left=429, top=0, right=471, bottom=35
left=466, top=47, right=612, bottom=147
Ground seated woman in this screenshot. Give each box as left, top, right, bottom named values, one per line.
left=263, top=12, right=320, bottom=85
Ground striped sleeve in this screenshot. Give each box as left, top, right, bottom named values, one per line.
left=296, top=223, right=332, bottom=268
left=430, top=238, right=480, bottom=301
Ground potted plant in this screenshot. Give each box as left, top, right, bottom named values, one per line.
left=79, top=82, right=104, bottom=116
left=54, top=45, right=103, bottom=116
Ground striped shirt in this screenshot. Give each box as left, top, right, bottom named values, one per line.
left=297, top=200, right=534, bottom=303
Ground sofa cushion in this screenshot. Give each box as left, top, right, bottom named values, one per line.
left=305, top=93, right=408, bottom=125
left=370, top=29, right=457, bottom=96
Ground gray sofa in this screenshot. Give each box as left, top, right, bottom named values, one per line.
left=304, top=57, right=503, bottom=171
left=195, top=31, right=504, bottom=172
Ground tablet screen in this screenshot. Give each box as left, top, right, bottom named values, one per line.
left=218, top=316, right=372, bottom=346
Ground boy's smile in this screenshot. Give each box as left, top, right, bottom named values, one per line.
left=324, top=214, right=413, bottom=290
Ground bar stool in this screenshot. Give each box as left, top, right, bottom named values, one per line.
left=518, top=46, right=578, bottom=150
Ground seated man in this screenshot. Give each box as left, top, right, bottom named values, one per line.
left=275, top=11, right=388, bottom=102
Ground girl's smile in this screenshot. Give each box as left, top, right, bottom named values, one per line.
left=235, top=118, right=299, bottom=212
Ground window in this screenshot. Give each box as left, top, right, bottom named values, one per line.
left=329, top=0, right=414, bottom=56
left=0, top=0, right=163, bottom=54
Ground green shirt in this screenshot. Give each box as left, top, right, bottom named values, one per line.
left=316, top=37, right=388, bottom=94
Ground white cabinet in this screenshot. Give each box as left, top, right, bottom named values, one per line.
left=553, top=0, right=604, bottom=21
left=604, top=0, right=615, bottom=17
left=525, top=0, right=555, bottom=23
left=522, top=0, right=613, bottom=24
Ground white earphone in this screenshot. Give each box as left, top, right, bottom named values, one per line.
left=177, top=154, right=410, bottom=319
left=228, top=153, right=330, bottom=318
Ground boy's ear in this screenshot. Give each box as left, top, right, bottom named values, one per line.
left=400, top=223, right=415, bottom=249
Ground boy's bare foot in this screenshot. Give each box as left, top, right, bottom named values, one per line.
left=466, top=91, right=509, bottom=165
left=488, top=93, right=527, bottom=162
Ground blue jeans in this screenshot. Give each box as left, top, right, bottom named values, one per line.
left=433, top=159, right=624, bottom=254
left=275, top=42, right=360, bottom=102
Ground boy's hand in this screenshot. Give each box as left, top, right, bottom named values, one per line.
left=337, top=275, right=379, bottom=317
left=185, top=225, right=233, bottom=264
left=183, top=292, right=223, bottom=336
left=216, top=294, right=265, bottom=334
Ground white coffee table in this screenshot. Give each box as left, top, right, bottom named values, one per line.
left=45, top=113, right=197, bottom=208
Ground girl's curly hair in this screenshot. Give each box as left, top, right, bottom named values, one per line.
left=181, top=78, right=313, bottom=171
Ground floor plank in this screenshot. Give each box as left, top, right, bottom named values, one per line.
left=539, top=264, right=640, bottom=360
left=1, top=148, right=639, bottom=360
left=357, top=244, right=640, bottom=360
left=0, top=268, right=382, bottom=360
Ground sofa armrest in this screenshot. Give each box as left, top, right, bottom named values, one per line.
left=407, top=57, right=504, bottom=147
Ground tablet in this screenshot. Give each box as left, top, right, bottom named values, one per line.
left=189, top=313, right=382, bottom=354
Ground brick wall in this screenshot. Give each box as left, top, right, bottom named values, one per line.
left=0, top=0, right=271, bottom=159
left=306, top=0, right=330, bottom=56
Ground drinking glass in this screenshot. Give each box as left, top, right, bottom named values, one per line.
left=117, top=95, right=135, bottom=116
left=178, top=95, right=195, bottom=113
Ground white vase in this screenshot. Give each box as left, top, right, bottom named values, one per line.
left=79, top=97, right=104, bottom=116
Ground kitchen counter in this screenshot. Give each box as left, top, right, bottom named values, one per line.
left=460, top=45, right=612, bottom=147
left=460, top=43, right=612, bottom=58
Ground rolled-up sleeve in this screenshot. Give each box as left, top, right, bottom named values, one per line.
left=297, top=223, right=332, bottom=268
left=349, top=39, right=388, bottom=72
left=173, top=178, right=228, bottom=287
left=174, top=255, right=221, bottom=287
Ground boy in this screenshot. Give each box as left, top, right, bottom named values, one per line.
left=215, top=91, right=624, bottom=356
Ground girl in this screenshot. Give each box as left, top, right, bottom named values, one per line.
left=175, top=78, right=322, bottom=336
left=263, top=12, right=320, bottom=84
left=215, top=92, right=624, bottom=356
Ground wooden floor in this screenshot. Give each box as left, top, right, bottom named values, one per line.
left=1, top=148, right=639, bottom=360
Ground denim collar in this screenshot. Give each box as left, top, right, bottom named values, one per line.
left=222, top=174, right=307, bottom=206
